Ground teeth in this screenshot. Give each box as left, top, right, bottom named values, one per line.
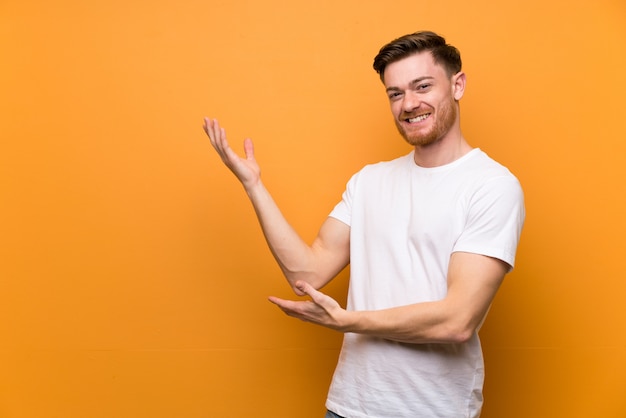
left=408, top=114, right=430, bottom=123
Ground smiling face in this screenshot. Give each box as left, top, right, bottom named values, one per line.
left=384, top=51, right=464, bottom=148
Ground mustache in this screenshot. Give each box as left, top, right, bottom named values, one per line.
left=400, top=111, right=430, bottom=120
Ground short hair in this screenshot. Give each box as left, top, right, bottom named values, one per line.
left=373, top=31, right=462, bottom=81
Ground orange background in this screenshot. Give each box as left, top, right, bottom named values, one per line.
left=1, top=0, right=625, bottom=417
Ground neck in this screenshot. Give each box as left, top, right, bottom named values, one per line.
left=413, top=129, right=472, bottom=168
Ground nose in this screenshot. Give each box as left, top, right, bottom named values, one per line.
left=402, top=91, right=420, bottom=113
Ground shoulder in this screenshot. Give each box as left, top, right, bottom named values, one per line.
left=461, top=150, right=523, bottom=193
left=353, top=152, right=413, bottom=179
left=463, top=149, right=517, bottom=177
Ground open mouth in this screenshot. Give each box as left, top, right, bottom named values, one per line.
left=406, top=113, right=431, bottom=123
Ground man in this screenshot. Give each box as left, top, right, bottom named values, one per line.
left=203, top=31, right=525, bottom=418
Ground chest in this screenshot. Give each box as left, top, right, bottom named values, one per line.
left=355, top=173, right=470, bottom=248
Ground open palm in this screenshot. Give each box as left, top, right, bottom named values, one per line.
left=203, top=117, right=261, bottom=189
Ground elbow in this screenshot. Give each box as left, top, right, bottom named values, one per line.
left=284, top=272, right=325, bottom=295
left=289, top=281, right=307, bottom=296
left=282, top=266, right=329, bottom=294
left=435, top=305, right=482, bottom=344
left=280, top=267, right=314, bottom=293
left=439, top=320, right=477, bottom=344
left=447, top=327, right=474, bottom=344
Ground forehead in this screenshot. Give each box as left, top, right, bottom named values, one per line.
left=383, top=51, right=448, bottom=88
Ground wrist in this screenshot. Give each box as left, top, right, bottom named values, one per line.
left=337, top=309, right=360, bottom=333
left=243, top=178, right=265, bottom=198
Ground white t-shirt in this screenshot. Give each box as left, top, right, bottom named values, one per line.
left=325, top=149, right=525, bottom=418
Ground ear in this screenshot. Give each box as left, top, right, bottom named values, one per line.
left=452, top=71, right=466, bottom=101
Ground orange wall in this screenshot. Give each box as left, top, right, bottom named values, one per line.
left=1, top=0, right=625, bottom=416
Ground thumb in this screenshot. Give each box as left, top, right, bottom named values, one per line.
left=243, top=138, right=255, bottom=160
left=295, top=281, right=324, bottom=303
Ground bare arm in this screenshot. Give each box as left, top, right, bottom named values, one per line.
left=269, top=252, right=509, bottom=343
left=203, top=118, right=350, bottom=294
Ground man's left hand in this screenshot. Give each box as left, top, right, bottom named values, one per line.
left=268, top=281, right=350, bottom=331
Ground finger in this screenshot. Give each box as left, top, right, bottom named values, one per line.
left=211, top=119, right=221, bottom=144
left=214, top=122, right=232, bottom=153
left=203, top=117, right=216, bottom=136
left=206, top=120, right=231, bottom=157
left=203, top=117, right=219, bottom=146
left=268, top=297, right=301, bottom=318
left=269, top=296, right=308, bottom=312
left=268, top=296, right=292, bottom=310
left=296, top=281, right=337, bottom=311
left=268, top=295, right=282, bottom=306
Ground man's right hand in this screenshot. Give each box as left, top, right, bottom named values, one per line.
left=203, top=117, right=261, bottom=190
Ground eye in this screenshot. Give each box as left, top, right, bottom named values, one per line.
left=388, top=91, right=403, bottom=101
left=416, top=83, right=432, bottom=91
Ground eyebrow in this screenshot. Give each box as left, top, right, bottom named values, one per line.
left=385, top=76, right=435, bottom=93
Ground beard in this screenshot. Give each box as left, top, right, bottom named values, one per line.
left=395, top=96, right=457, bottom=147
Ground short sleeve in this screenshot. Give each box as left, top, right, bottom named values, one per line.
left=453, top=175, right=526, bottom=269
left=328, top=171, right=360, bottom=227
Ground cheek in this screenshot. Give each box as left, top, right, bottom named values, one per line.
left=390, top=102, right=402, bottom=116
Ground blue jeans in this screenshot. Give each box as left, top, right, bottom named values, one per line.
left=325, top=410, right=345, bottom=418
